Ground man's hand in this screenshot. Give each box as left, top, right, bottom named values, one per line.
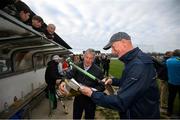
left=58, top=82, right=68, bottom=96
left=102, top=78, right=112, bottom=85
left=79, top=86, right=93, bottom=97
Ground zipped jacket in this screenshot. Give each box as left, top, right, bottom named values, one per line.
left=91, top=47, right=160, bottom=119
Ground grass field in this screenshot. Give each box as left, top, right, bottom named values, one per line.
left=109, top=59, right=124, bottom=78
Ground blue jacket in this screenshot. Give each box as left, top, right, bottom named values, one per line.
left=91, top=47, right=160, bottom=119
left=166, top=56, right=180, bottom=85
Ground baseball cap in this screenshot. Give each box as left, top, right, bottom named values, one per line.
left=103, top=32, right=131, bottom=50
left=52, top=55, right=61, bottom=60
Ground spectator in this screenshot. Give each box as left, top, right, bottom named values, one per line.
left=94, top=55, right=101, bottom=68
left=73, top=55, right=80, bottom=64
left=166, top=49, right=180, bottom=116
left=62, top=58, right=69, bottom=71
left=45, top=55, right=63, bottom=109
left=101, top=55, right=110, bottom=76
left=31, top=15, right=44, bottom=33
left=44, top=24, right=56, bottom=40
left=59, top=48, right=105, bottom=119
left=16, top=5, right=31, bottom=24
left=1, top=0, right=32, bottom=24
left=79, top=54, right=84, bottom=62
left=80, top=32, right=160, bottom=119
left=159, top=51, right=173, bottom=109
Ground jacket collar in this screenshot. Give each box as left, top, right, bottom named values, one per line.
left=119, top=47, right=140, bottom=64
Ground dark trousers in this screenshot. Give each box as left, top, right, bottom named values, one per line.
left=103, top=67, right=109, bottom=77
left=167, top=83, right=180, bottom=114
left=73, top=95, right=96, bottom=119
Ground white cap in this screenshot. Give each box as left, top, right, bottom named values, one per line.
left=52, top=55, right=61, bottom=60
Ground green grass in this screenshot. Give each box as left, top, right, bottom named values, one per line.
left=109, top=59, right=124, bottom=78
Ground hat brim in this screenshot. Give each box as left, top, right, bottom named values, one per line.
left=103, top=42, right=112, bottom=50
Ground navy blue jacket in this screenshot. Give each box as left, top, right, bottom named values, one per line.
left=91, top=47, right=160, bottom=119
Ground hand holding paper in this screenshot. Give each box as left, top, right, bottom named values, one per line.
left=79, top=86, right=93, bottom=97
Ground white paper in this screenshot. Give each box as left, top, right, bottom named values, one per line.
left=66, top=78, right=80, bottom=91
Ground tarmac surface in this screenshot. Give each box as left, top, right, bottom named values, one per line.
left=31, top=97, right=74, bottom=119
left=30, top=97, right=109, bottom=119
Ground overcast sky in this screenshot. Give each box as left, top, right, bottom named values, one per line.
left=23, top=0, right=180, bottom=54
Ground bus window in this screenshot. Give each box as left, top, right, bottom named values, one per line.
left=33, top=53, right=44, bottom=69
left=14, top=51, right=33, bottom=71
left=45, top=54, right=52, bottom=65
left=0, top=59, right=11, bottom=74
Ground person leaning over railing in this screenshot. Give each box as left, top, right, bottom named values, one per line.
left=15, top=4, right=32, bottom=24
left=30, top=15, right=45, bottom=33
left=44, top=24, right=56, bottom=40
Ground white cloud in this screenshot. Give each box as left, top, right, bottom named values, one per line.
left=23, top=0, right=180, bottom=53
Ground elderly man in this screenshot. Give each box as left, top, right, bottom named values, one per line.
left=80, top=32, right=160, bottom=119
left=59, top=48, right=105, bottom=119
left=44, top=24, right=56, bottom=40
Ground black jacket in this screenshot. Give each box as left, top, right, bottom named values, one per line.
left=45, top=60, right=61, bottom=86
left=67, top=62, right=105, bottom=92
left=153, top=57, right=169, bottom=81
left=44, top=29, right=55, bottom=40
left=91, top=47, right=160, bottom=119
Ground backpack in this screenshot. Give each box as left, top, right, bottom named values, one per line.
left=152, top=58, right=168, bottom=81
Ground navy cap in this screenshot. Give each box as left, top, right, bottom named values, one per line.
left=103, top=32, right=131, bottom=50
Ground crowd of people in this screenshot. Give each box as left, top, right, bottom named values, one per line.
left=94, top=55, right=110, bottom=77
left=153, top=49, right=180, bottom=117
left=1, top=0, right=58, bottom=43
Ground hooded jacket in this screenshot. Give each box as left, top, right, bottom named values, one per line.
left=91, top=47, right=160, bottom=119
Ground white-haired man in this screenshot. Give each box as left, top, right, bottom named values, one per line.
left=59, top=48, right=105, bottom=119
left=44, top=24, right=56, bottom=40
